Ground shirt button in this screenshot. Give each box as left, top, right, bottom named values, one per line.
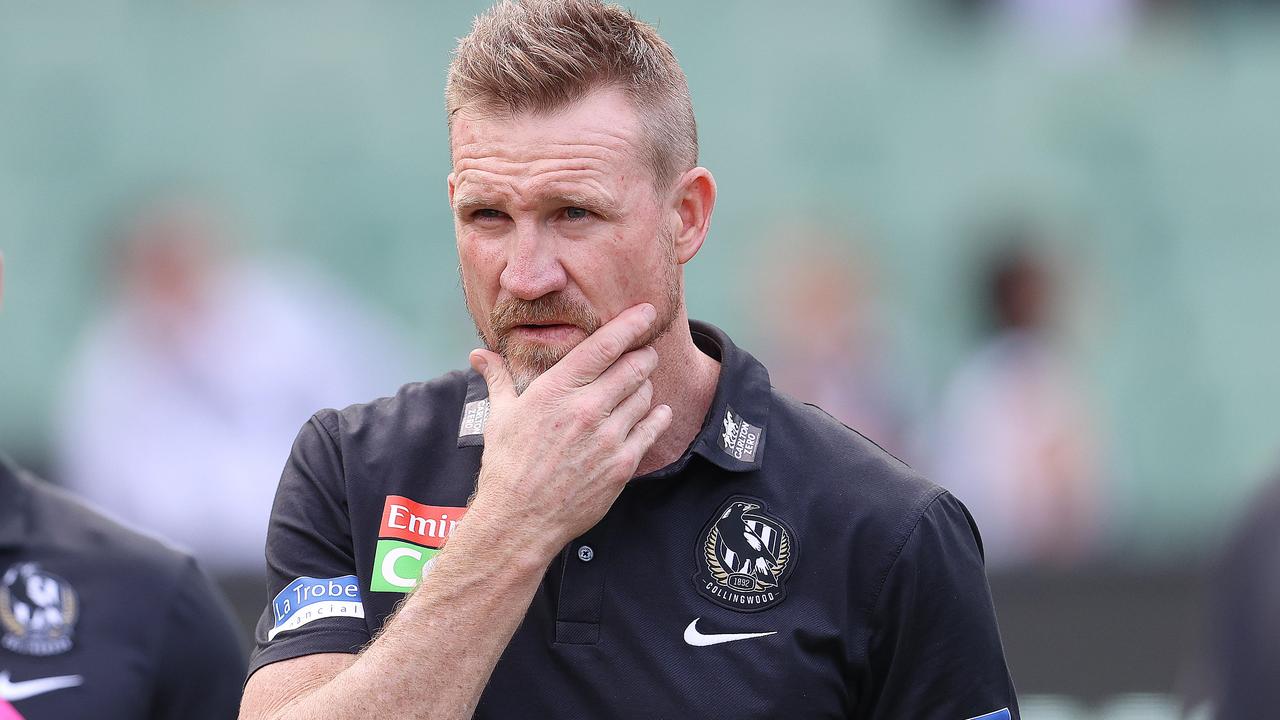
left=577, top=545, right=594, bottom=562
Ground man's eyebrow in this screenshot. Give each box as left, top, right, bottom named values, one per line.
left=452, top=191, right=620, bottom=218
left=549, top=192, right=619, bottom=218
left=452, top=193, right=503, bottom=217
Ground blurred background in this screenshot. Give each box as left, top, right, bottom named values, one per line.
left=2, top=0, right=1279, bottom=716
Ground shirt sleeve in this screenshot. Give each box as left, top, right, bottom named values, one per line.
left=151, top=557, right=247, bottom=720
left=247, top=411, right=371, bottom=678
left=861, top=491, right=1020, bottom=720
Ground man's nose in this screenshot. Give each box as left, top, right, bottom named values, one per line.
left=499, top=223, right=567, bottom=301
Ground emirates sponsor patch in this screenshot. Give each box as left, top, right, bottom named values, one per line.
left=371, top=496, right=467, bottom=593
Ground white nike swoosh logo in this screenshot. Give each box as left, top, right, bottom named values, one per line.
left=0, top=670, right=84, bottom=701
left=683, top=618, right=777, bottom=647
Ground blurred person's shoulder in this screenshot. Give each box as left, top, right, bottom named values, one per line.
left=1, top=457, right=246, bottom=715
left=5, top=457, right=200, bottom=578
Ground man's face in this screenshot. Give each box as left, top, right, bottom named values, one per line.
left=449, top=87, right=682, bottom=392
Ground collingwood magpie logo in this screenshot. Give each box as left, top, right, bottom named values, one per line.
left=0, top=562, right=79, bottom=656
left=694, top=496, right=797, bottom=612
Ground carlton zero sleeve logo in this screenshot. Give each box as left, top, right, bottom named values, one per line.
left=370, top=496, right=468, bottom=593
left=268, top=576, right=363, bottom=640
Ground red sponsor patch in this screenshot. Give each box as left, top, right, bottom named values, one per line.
left=379, top=495, right=467, bottom=549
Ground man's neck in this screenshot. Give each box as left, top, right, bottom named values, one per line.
left=635, top=313, right=720, bottom=477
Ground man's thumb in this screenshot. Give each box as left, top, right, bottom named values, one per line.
left=470, top=349, right=514, bottom=401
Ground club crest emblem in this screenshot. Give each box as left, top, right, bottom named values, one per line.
left=0, top=562, right=79, bottom=656
left=694, top=496, right=797, bottom=612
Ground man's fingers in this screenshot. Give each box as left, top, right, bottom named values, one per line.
left=583, top=346, right=658, bottom=413
left=551, top=303, right=656, bottom=388
left=622, top=403, right=672, bottom=465
left=606, top=379, right=653, bottom=433
left=470, top=349, right=516, bottom=404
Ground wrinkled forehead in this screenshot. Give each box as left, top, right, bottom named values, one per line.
left=449, top=88, right=649, bottom=175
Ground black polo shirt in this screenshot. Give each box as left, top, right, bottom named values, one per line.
left=250, top=321, right=1019, bottom=719
left=0, top=456, right=245, bottom=720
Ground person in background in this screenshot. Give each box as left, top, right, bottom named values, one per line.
left=931, top=239, right=1102, bottom=568
left=1206, top=469, right=1280, bottom=717
left=754, top=234, right=915, bottom=459
left=55, top=195, right=413, bottom=574
left=0, top=254, right=246, bottom=720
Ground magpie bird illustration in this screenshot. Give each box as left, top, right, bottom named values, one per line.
left=714, top=501, right=781, bottom=588
left=5, top=565, right=64, bottom=631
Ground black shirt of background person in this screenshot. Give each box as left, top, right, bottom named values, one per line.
left=0, top=455, right=245, bottom=719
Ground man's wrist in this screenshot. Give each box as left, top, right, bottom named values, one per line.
left=451, top=494, right=566, bottom=572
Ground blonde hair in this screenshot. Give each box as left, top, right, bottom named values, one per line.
left=446, top=0, right=698, bottom=189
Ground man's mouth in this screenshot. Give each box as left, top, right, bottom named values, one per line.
left=508, top=322, right=582, bottom=343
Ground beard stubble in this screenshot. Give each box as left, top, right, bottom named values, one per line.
left=463, top=237, right=683, bottom=394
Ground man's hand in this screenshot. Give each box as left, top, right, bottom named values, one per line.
left=241, top=303, right=674, bottom=720
left=467, top=302, right=674, bottom=555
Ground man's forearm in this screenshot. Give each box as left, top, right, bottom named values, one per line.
left=270, top=515, right=556, bottom=720
left=245, top=308, right=666, bottom=720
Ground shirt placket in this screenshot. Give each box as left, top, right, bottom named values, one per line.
left=552, top=512, right=614, bottom=645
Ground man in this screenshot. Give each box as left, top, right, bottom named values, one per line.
left=240, top=2, right=1020, bottom=718
left=0, top=255, right=247, bottom=719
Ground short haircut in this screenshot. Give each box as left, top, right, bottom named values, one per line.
left=446, top=0, right=698, bottom=189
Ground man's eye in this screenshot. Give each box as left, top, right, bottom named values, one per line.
left=474, top=209, right=505, bottom=221
left=564, top=207, right=590, bottom=221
